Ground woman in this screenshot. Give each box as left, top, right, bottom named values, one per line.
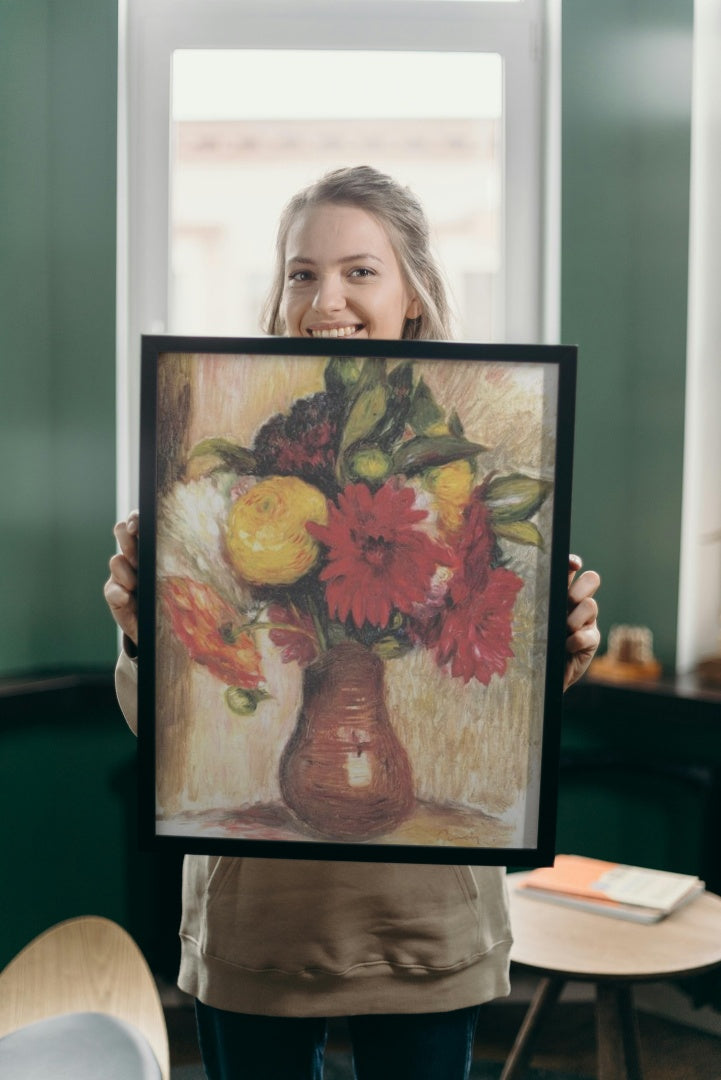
left=106, top=166, right=601, bottom=1080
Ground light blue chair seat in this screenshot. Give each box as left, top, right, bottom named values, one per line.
left=0, top=1010, right=163, bottom=1079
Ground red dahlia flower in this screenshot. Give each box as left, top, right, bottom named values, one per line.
left=308, top=482, right=448, bottom=630
left=434, top=567, right=523, bottom=685
left=162, top=576, right=263, bottom=688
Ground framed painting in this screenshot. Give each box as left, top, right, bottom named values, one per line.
left=138, top=336, right=576, bottom=865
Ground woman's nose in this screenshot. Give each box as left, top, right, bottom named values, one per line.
left=312, top=274, right=345, bottom=314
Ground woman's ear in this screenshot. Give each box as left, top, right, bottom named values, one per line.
left=406, top=296, right=422, bottom=320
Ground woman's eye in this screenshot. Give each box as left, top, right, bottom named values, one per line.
left=349, top=267, right=375, bottom=279
left=288, top=269, right=313, bottom=283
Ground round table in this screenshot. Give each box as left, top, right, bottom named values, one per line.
left=502, top=872, right=721, bottom=1080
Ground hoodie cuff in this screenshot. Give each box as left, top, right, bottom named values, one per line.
left=122, top=634, right=138, bottom=661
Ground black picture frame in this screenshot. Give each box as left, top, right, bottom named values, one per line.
left=138, top=335, right=576, bottom=865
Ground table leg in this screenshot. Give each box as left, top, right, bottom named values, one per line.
left=499, top=976, right=565, bottom=1080
left=596, top=982, right=643, bottom=1080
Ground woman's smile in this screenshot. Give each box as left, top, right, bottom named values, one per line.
left=306, top=323, right=365, bottom=339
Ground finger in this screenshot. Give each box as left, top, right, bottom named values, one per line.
left=566, top=594, right=599, bottom=634
left=568, top=569, right=601, bottom=607
left=108, top=552, right=138, bottom=593
left=113, top=519, right=139, bottom=567
left=566, top=624, right=601, bottom=657
left=103, top=577, right=132, bottom=613
left=564, top=650, right=596, bottom=691
left=103, top=579, right=139, bottom=641
left=567, top=553, right=583, bottom=588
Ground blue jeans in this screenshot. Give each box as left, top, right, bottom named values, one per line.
left=195, top=1000, right=481, bottom=1080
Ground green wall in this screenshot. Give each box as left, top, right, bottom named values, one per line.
left=562, top=0, right=693, bottom=669
left=0, top=0, right=118, bottom=676
left=0, top=683, right=183, bottom=974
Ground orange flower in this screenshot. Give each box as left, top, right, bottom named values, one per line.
left=161, top=577, right=263, bottom=688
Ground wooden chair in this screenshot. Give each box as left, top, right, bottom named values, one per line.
left=0, top=915, right=169, bottom=1079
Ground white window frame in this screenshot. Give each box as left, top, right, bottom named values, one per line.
left=676, top=0, right=721, bottom=674
left=116, top=0, right=559, bottom=512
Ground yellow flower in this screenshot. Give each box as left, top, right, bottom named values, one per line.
left=424, top=460, right=475, bottom=534
left=226, top=476, right=328, bottom=586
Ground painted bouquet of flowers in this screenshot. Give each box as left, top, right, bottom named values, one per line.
left=161, top=356, right=551, bottom=718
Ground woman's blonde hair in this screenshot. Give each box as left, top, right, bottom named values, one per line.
left=262, top=165, right=453, bottom=341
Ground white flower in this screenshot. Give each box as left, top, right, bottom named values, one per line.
left=157, top=476, right=253, bottom=611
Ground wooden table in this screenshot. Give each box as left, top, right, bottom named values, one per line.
left=503, top=873, right=721, bottom=1080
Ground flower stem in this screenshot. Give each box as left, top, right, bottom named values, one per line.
left=305, top=594, right=328, bottom=653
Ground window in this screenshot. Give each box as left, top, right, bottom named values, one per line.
left=118, top=0, right=557, bottom=509
left=169, top=49, right=503, bottom=340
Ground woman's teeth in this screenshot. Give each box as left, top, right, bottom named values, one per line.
left=310, top=325, right=360, bottom=338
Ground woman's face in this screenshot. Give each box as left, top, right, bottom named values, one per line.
left=280, top=203, right=421, bottom=341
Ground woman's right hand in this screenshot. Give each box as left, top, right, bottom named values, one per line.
left=103, top=510, right=139, bottom=647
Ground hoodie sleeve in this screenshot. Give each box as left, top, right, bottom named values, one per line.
left=115, top=646, right=139, bottom=736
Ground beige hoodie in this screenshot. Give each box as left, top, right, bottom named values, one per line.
left=116, top=651, right=512, bottom=1016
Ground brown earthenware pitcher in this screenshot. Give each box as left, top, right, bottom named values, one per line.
left=279, top=641, right=415, bottom=840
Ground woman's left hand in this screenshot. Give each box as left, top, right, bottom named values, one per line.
left=564, top=554, right=601, bottom=691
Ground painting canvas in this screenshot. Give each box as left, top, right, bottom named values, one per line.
left=138, top=336, right=576, bottom=865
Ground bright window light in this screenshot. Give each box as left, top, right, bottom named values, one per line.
left=172, top=50, right=502, bottom=121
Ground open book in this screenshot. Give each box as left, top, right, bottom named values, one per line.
left=515, top=854, right=705, bottom=923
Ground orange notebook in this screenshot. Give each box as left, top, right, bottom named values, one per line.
left=516, top=855, right=704, bottom=923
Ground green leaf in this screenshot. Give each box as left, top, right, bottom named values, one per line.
left=341, top=356, right=386, bottom=412
left=354, top=356, right=387, bottom=392
left=407, top=377, right=445, bottom=435
left=373, top=362, right=414, bottom=447
left=324, top=356, right=360, bottom=397
left=372, top=636, right=413, bottom=661
left=391, top=435, right=486, bottom=476
left=224, top=686, right=272, bottom=716
left=338, top=384, right=389, bottom=458
left=493, top=520, right=545, bottom=549
left=188, top=438, right=257, bottom=476
left=337, top=357, right=415, bottom=456
left=485, top=474, right=553, bottom=523
left=327, top=622, right=350, bottom=647
left=448, top=409, right=465, bottom=438
left=388, top=361, right=414, bottom=393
